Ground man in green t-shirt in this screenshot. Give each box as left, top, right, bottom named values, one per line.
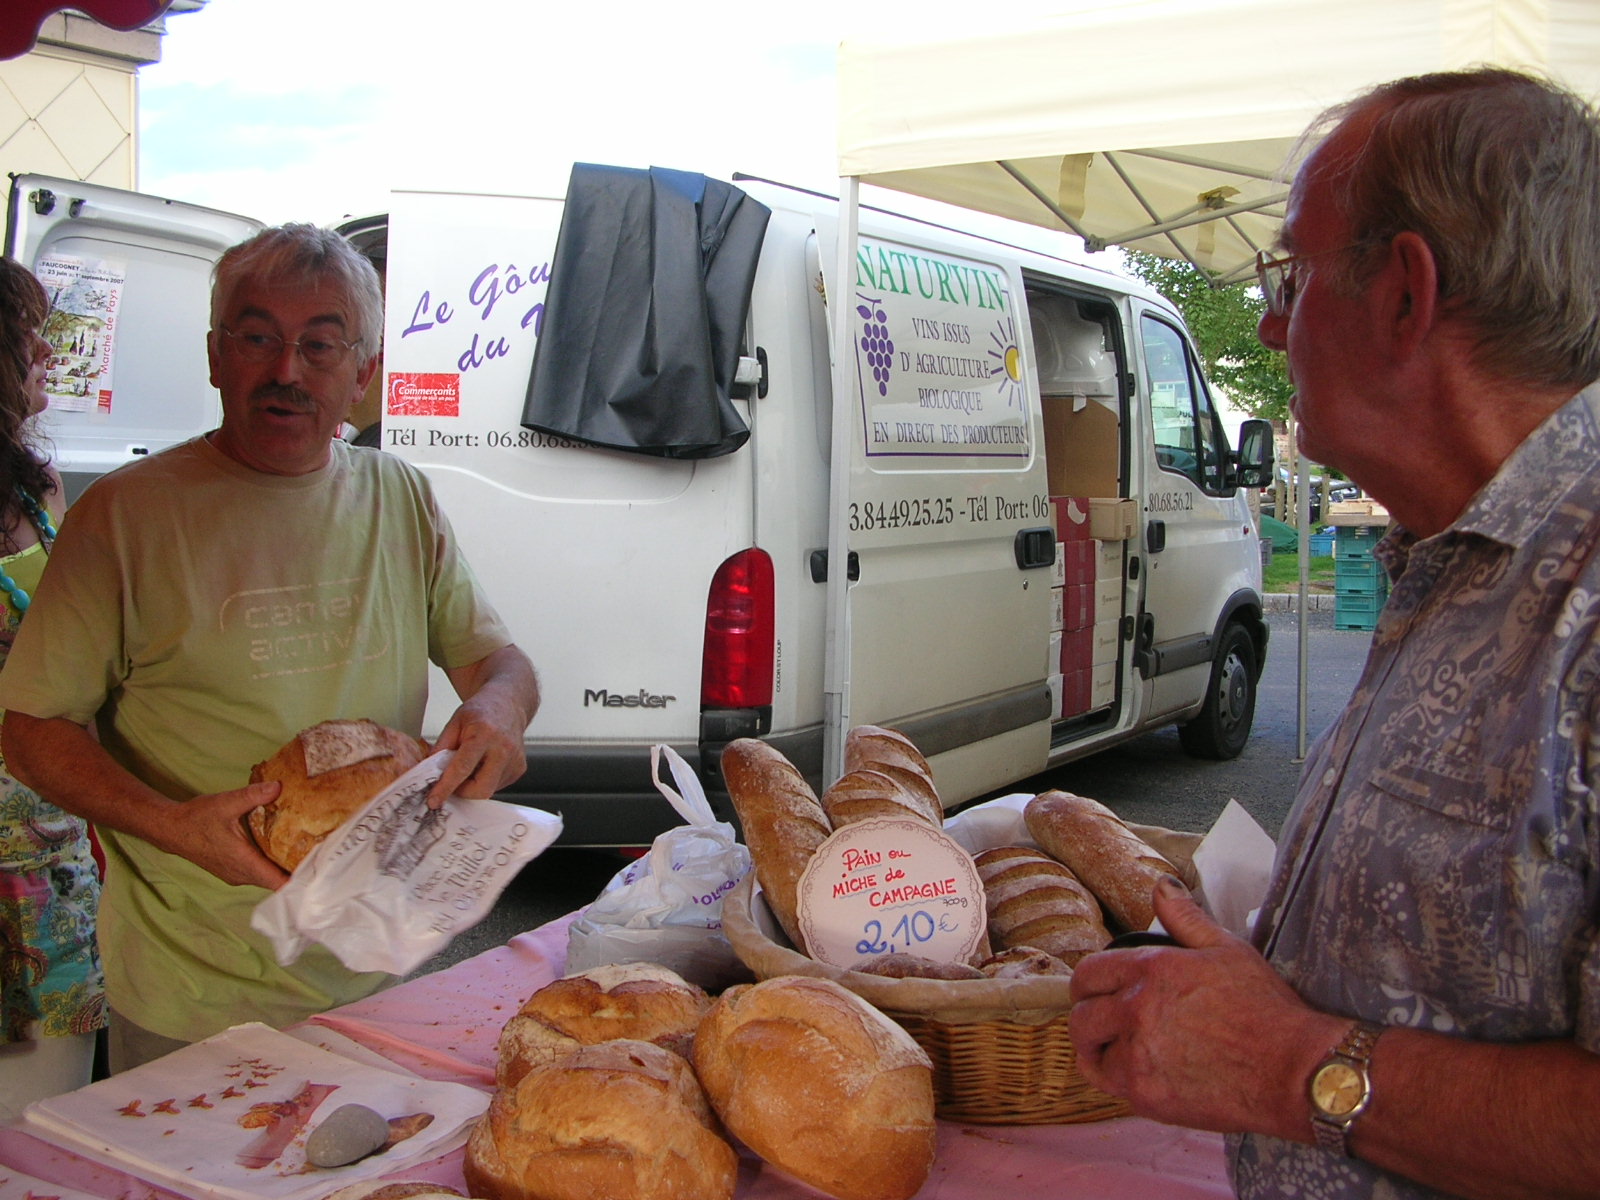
left=0, top=224, right=540, bottom=1070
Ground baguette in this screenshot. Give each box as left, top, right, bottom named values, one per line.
left=721, top=738, right=831, bottom=952
left=820, top=767, right=941, bottom=830
left=842, top=726, right=942, bottom=822
left=1024, top=790, right=1184, bottom=933
left=975, top=846, right=1111, bottom=964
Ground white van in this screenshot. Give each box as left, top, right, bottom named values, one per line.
left=6, top=169, right=1274, bottom=845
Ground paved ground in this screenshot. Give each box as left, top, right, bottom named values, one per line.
left=409, top=603, right=1375, bottom=978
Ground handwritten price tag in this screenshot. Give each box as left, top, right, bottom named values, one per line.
left=795, top=817, right=986, bottom=969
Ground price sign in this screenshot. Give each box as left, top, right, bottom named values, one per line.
left=795, top=817, right=986, bottom=969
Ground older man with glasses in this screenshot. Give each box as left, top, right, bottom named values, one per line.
left=1069, top=68, right=1600, bottom=1200
left=0, top=224, right=539, bottom=1071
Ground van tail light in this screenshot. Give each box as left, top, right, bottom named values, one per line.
left=702, top=548, right=775, bottom=709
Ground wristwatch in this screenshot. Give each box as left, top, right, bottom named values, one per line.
left=1308, top=1019, right=1384, bottom=1156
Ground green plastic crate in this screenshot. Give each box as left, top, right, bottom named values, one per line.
left=1335, top=592, right=1387, bottom=631
left=1335, top=524, right=1384, bottom=559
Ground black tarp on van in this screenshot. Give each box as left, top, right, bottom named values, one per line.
left=521, top=164, right=770, bottom=458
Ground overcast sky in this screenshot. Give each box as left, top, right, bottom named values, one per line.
left=138, top=0, right=1077, bottom=236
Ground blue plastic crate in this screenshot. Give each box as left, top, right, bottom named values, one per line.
left=1308, top=531, right=1335, bottom=557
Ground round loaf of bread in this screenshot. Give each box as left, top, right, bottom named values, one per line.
left=247, top=719, right=430, bottom=871
left=495, top=962, right=711, bottom=1088
left=464, top=1039, right=736, bottom=1200
left=693, top=975, right=936, bottom=1200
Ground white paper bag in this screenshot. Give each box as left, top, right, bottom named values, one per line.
left=252, top=749, right=563, bottom=975
left=565, top=745, right=752, bottom=990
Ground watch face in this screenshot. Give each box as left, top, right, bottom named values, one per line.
left=1311, top=1062, right=1366, bottom=1118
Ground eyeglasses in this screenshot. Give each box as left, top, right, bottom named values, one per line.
left=217, top=325, right=360, bottom=369
left=1254, top=242, right=1372, bottom=317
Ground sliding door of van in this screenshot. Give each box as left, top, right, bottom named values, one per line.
left=819, top=226, right=1053, bottom=805
left=5, top=175, right=262, bottom=499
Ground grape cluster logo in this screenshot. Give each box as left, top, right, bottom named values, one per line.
left=856, top=292, right=895, bottom=397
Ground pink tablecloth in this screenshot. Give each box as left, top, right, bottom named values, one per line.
left=0, top=913, right=1233, bottom=1200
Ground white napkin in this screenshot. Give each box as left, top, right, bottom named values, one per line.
left=22, top=1023, right=487, bottom=1200
left=0, top=1163, right=106, bottom=1200
left=252, top=749, right=563, bottom=974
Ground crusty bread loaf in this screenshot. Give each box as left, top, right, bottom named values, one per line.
left=820, top=767, right=941, bottom=830
left=842, top=726, right=942, bottom=822
left=495, top=962, right=711, bottom=1088
left=856, top=952, right=986, bottom=981
left=975, top=845, right=1111, bottom=964
left=247, top=719, right=429, bottom=871
left=1024, top=790, right=1185, bottom=933
left=977, top=946, right=1076, bottom=979
left=464, top=1039, right=737, bottom=1200
left=721, top=738, right=831, bottom=952
left=693, top=976, right=936, bottom=1200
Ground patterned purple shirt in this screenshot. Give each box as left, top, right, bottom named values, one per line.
left=1229, top=386, right=1600, bottom=1198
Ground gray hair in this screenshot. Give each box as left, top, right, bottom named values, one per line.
left=1308, top=68, right=1600, bottom=390
left=211, top=223, right=384, bottom=359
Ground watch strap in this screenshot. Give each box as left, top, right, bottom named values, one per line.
left=1310, top=1019, right=1384, bottom=1156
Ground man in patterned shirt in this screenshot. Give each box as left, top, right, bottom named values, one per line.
left=1069, top=69, right=1600, bottom=1199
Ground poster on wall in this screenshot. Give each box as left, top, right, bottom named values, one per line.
left=36, top=255, right=127, bottom=414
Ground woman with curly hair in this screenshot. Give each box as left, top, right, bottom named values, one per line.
left=0, top=256, right=105, bottom=1117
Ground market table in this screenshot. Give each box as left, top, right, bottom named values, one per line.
left=0, top=912, right=1233, bottom=1200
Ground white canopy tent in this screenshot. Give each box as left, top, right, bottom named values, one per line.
left=836, top=0, right=1600, bottom=283
left=820, top=0, right=1600, bottom=775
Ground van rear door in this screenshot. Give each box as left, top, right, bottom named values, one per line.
left=4, top=175, right=263, bottom=499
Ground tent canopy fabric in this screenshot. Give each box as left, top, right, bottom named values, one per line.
left=1, top=0, right=172, bottom=58
left=837, top=0, right=1600, bottom=282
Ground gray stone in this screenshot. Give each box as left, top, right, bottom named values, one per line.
left=305, top=1103, right=390, bottom=1168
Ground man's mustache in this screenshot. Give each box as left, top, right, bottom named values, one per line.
left=252, top=384, right=316, bottom=411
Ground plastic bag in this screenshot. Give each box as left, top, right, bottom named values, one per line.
left=565, top=745, right=752, bottom=990
left=251, top=749, right=563, bottom=975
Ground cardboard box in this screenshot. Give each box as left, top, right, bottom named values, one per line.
left=1048, top=671, right=1065, bottom=717
left=1092, top=617, right=1121, bottom=666
left=1096, top=538, right=1123, bottom=580
left=1051, top=495, right=1091, bottom=542
left=1060, top=538, right=1096, bottom=586
left=1050, top=585, right=1064, bottom=633
left=1089, top=497, right=1137, bottom=542
left=1061, top=582, right=1093, bottom=633
left=1043, top=394, right=1121, bottom=498
left=1090, top=661, right=1116, bottom=709
left=1060, top=667, right=1091, bottom=718
left=1095, top=571, right=1122, bottom=616
left=1061, top=625, right=1094, bottom=675
left=1052, top=542, right=1066, bottom=588
left=1048, top=629, right=1063, bottom=674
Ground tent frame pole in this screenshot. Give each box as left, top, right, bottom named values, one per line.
left=822, top=175, right=862, bottom=786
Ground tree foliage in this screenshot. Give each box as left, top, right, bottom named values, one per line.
left=1121, top=251, right=1292, bottom=423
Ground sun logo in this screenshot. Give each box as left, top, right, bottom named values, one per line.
left=987, top=317, right=1023, bottom=408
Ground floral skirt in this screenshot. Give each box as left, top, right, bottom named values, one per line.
left=1, top=817, right=107, bottom=1043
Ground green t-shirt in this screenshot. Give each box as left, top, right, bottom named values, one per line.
left=0, top=437, right=513, bottom=1041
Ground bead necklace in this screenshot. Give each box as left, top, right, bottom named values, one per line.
left=0, top=489, right=56, bottom=618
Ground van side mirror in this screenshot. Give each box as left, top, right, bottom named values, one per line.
left=1234, top=418, right=1275, bottom=488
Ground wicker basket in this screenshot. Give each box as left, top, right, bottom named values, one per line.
left=721, top=871, right=1132, bottom=1125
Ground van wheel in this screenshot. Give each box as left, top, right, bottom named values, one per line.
left=1179, top=623, right=1256, bottom=760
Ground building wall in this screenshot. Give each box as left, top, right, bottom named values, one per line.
left=0, top=10, right=184, bottom=196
